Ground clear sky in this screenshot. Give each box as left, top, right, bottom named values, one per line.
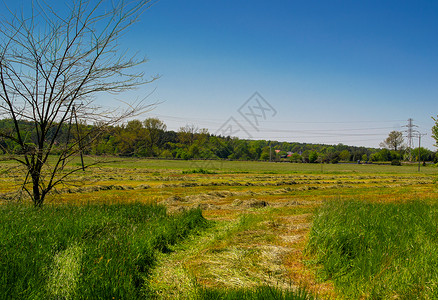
left=3, top=0, right=438, bottom=149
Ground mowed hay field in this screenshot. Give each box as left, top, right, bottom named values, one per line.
left=1, top=157, right=438, bottom=299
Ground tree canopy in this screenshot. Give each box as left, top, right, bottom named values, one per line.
left=380, top=131, right=405, bottom=151
left=432, top=116, right=438, bottom=148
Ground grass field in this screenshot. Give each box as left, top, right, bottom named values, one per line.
left=1, top=157, right=438, bottom=299
left=0, top=203, right=207, bottom=299
left=307, top=200, right=438, bottom=299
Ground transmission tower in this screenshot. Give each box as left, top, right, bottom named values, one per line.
left=403, top=118, right=418, bottom=161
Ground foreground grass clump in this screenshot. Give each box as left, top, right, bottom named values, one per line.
left=306, top=199, right=438, bottom=298
left=196, top=285, right=314, bottom=300
left=0, top=202, right=207, bottom=299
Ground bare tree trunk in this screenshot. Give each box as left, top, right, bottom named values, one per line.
left=31, top=173, right=42, bottom=207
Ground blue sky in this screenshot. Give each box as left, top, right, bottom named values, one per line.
left=3, top=0, right=438, bottom=149
left=130, top=0, right=438, bottom=149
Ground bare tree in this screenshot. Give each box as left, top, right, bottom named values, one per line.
left=178, top=124, right=198, bottom=146
left=0, top=0, right=157, bottom=207
left=380, top=131, right=405, bottom=152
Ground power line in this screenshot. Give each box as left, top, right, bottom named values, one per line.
left=149, top=113, right=405, bottom=126
left=147, top=112, right=435, bottom=148
left=259, top=127, right=395, bottom=134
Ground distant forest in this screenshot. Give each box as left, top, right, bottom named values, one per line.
left=1, top=118, right=437, bottom=163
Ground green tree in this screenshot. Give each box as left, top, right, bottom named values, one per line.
left=339, top=150, right=351, bottom=161
left=325, top=147, right=340, bottom=163
left=432, top=116, right=438, bottom=148
left=143, top=118, right=167, bottom=156
left=309, top=151, right=318, bottom=163
left=381, top=148, right=393, bottom=161
left=380, top=131, right=405, bottom=152
left=290, top=153, right=302, bottom=163
left=390, top=150, right=401, bottom=161
left=412, top=147, right=433, bottom=162
left=316, top=153, right=325, bottom=164
left=302, top=150, right=310, bottom=163
left=260, top=146, right=270, bottom=161
left=249, top=140, right=264, bottom=160
left=116, top=120, right=146, bottom=156
left=229, top=140, right=251, bottom=160
left=209, top=136, right=231, bottom=159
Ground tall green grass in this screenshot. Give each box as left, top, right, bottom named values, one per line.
left=0, top=202, right=207, bottom=299
left=307, top=199, right=438, bottom=298
left=196, top=285, right=314, bottom=300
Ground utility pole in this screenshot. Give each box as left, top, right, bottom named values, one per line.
left=416, top=133, right=427, bottom=172
left=269, top=145, right=272, bottom=162
left=403, top=118, right=417, bottom=162
left=72, top=106, right=85, bottom=172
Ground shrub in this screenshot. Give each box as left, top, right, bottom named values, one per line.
left=290, top=153, right=302, bottom=163
left=182, top=168, right=217, bottom=174
left=160, top=149, right=173, bottom=158
left=391, top=159, right=401, bottom=166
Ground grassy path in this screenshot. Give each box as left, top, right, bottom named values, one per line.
left=148, top=205, right=335, bottom=299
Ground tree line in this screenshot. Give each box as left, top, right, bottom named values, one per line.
left=2, top=118, right=437, bottom=163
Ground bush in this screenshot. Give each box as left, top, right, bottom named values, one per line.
left=330, top=157, right=340, bottom=164
left=289, top=153, right=302, bottom=163
left=182, top=168, right=217, bottom=174
left=391, top=159, right=401, bottom=166
left=160, top=149, right=173, bottom=158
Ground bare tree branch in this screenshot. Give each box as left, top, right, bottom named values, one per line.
left=0, top=0, right=158, bottom=206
